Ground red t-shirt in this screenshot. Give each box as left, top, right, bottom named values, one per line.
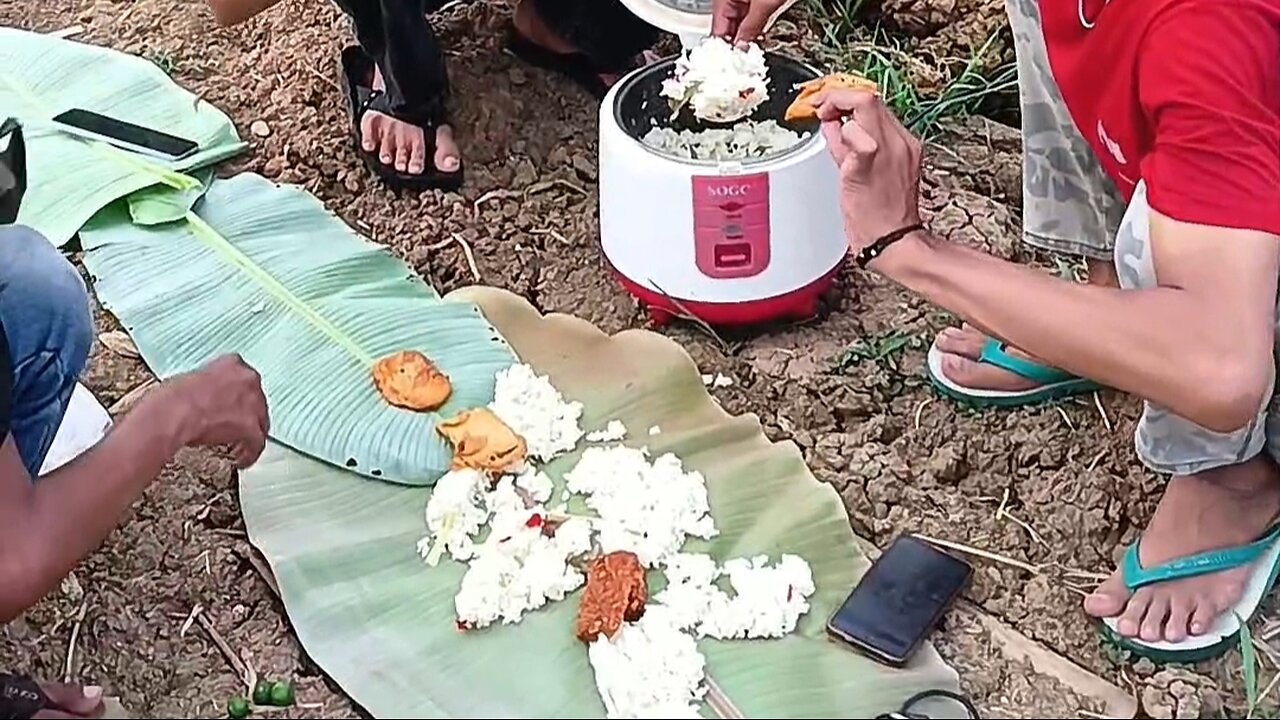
left=1040, top=0, right=1280, bottom=235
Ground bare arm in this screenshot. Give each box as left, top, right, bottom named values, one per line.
left=0, top=356, right=267, bottom=622
left=811, top=88, right=1279, bottom=433
left=878, top=217, right=1280, bottom=431
left=205, top=0, right=284, bottom=26
left=0, top=395, right=185, bottom=622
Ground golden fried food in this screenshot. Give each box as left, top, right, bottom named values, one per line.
left=371, top=351, right=452, bottom=411
left=436, top=407, right=527, bottom=474
left=575, top=551, right=647, bottom=643
left=784, top=72, right=879, bottom=122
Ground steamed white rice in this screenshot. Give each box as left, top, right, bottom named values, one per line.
left=660, top=37, right=769, bottom=123
left=641, top=120, right=807, bottom=161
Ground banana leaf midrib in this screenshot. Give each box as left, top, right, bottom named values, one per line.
left=182, top=210, right=377, bottom=367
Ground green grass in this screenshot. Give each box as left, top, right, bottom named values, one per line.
left=798, top=3, right=1018, bottom=138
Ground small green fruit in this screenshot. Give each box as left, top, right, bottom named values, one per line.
left=252, top=679, right=272, bottom=706
left=227, top=696, right=250, bottom=719
left=269, top=680, right=295, bottom=707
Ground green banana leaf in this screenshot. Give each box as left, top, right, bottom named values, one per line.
left=0, top=27, right=246, bottom=246
left=240, top=286, right=961, bottom=718
left=80, top=173, right=517, bottom=485
left=127, top=167, right=216, bottom=226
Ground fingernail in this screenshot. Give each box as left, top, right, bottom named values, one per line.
left=84, top=686, right=102, bottom=700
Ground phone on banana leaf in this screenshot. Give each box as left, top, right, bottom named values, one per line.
left=826, top=534, right=972, bottom=667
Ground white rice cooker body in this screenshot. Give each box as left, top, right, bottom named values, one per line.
left=597, top=58, right=847, bottom=319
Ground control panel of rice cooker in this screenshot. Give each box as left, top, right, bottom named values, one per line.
left=692, top=174, right=770, bottom=280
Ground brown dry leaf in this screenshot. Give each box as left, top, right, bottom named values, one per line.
left=109, top=378, right=157, bottom=415
left=784, top=73, right=879, bottom=122
left=371, top=351, right=452, bottom=411
left=575, top=551, right=647, bottom=643
left=99, top=330, right=140, bottom=359
left=435, top=407, right=526, bottom=474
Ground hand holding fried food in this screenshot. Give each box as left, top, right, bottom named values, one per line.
left=371, top=351, right=452, bottom=411
left=436, top=408, right=528, bottom=474
left=575, top=551, right=647, bottom=643
left=784, top=72, right=878, bottom=122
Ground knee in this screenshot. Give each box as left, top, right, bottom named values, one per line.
left=1, top=226, right=94, bottom=372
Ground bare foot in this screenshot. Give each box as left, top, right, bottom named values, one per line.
left=362, top=65, right=460, bottom=176
left=933, top=258, right=1118, bottom=392
left=1083, top=456, right=1280, bottom=643
left=511, top=0, right=628, bottom=86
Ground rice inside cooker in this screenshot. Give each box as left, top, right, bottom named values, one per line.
left=641, top=120, right=805, bottom=161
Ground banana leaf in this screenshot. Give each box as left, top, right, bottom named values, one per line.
left=79, top=173, right=517, bottom=484
left=239, top=286, right=962, bottom=718
left=0, top=27, right=246, bottom=246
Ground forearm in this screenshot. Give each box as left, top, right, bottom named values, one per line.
left=878, top=232, right=1264, bottom=429
left=6, top=396, right=186, bottom=616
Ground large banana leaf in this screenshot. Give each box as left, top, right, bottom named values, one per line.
left=240, top=286, right=962, bottom=719
left=0, top=27, right=246, bottom=246
left=79, top=174, right=517, bottom=484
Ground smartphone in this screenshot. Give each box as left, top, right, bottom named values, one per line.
left=827, top=534, right=972, bottom=667
left=50, top=109, right=198, bottom=161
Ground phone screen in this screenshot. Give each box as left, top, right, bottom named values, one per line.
left=827, top=535, right=972, bottom=665
left=52, top=109, right=198, bottom=159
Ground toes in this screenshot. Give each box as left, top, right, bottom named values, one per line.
left=1083, top=573, right=1129, bottom=619
left=379, top=124, right=396, bottom=167
left=1164, top=596, right=1194, bottom=643
left=1139, top=594, right=1170, bottom=643
left=434, top=125, right=460, bottom=172
left=408, top=128, right=427, bottom=175
left=934, top=327, right=983, bottom=359
left=1117, top=587, right=1153, bottom=637
left=360, top=113, right=380, bottom=153
left=939, top=354, right=984, bottom=386
left=1189, top=598, right=1219, bottom=636
left=393, top=129, right=412, bottom=173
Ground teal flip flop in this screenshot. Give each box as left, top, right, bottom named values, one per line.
left=925, top=336, right=1102, bottom=407
left=1100, top=523, right=1280, bottom=663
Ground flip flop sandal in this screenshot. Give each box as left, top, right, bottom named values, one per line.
left=338, top=45, right=464, bottom=192
left=1099, top=522, right=1280, bottom=663
left=501, top=22, right=635, bottom=100
left=925, top=336, right=1102, bottom=408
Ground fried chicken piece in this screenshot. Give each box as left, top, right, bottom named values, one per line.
left=576, top=551, right=647, bottom=643
left=784, top=72, right=879, bottom=122
left=436, top=407, right=527, bottom=474
left=371, top=351, right=452, bottom=411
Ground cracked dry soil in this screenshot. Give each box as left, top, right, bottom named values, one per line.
left=0, top=0, right=1266, bottom=718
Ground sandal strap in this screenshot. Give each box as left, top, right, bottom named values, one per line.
left=1122, top=523, right=1280, bottom=590
left=976, top=337, right=1077, bottom=386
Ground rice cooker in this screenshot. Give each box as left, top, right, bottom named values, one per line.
left=599, top=0, right=847, bottom=326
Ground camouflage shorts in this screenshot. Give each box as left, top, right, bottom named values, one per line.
left=1006, top=0, right=1280, bottom=474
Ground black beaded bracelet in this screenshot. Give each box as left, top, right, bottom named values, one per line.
left=853, top=222, right=925, bottom=269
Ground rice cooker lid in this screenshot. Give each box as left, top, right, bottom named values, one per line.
left=616, top=0, right=713, bottom=37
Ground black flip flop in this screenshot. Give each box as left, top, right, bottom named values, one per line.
left=338, top=45, right=464, bottom=192
left=502, top=22, right=634, bottom=101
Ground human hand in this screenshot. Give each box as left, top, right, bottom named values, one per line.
left=0, top=674, right=104, bottom=719
left=811, top=88, right=924, bottom=255
left=158, top=354, right=269, bottom=468
left=710, top=0, right=791, bottom=46
left=32, top=682, right=105, bottom=719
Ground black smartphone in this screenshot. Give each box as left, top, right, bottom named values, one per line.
left=827, top=534, right=972, bottom=667
left=51, top=109, right=198, bottom=161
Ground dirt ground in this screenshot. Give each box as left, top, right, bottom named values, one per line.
left=0, top=0, right=1269, bottom=717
